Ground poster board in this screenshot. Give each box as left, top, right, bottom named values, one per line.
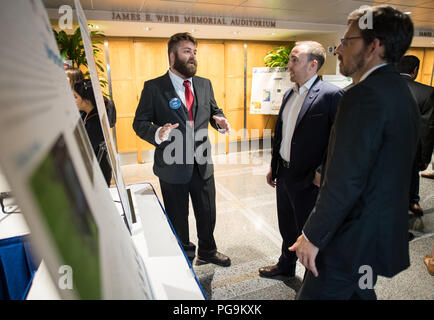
left=250, top=67, right=293, bottom=115
left=0, top=0, right=152, bottom=299
left=74, top=0, right=133, bottom=230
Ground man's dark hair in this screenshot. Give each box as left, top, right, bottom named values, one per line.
left=74, top=79, right=96, bottom=108
left=167, top=32, right=197, bottom=57
left=397, top=55, right=420, bottom=75
left=347, top=5, right=414, bottom=64
left=295, top=41, right=326, bottom=71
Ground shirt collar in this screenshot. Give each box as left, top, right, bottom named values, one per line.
left=168, top=68, right=193, bottom=87
left=293, top=75, right=317, bottom=95
left=359, top=63, right=388, bottom=83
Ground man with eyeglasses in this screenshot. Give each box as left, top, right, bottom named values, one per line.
left=290, top=6, right=418, bottom=299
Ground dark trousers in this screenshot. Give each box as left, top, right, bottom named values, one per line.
left=159, top=163, right=217, bottom=261
left=409, top=160, right=420, bottom=204
left=297, top=266, right=378, bottom=300
left=276, top=169, right=319, bottom=273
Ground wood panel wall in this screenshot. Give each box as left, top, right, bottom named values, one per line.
left=97, top=38, right=433, bottom=162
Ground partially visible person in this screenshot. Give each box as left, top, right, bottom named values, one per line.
left=424, top=242, right=434, bottom=276
left=73, top=79, right=112, bottom=186
left=397, top=55, right=434, bottom=217
left=65, top=67, right=117, bottom=128
left=65, top=67, right=84, bottom=88
left=258, top=41, right=343, bottom=279
left=290, top=5, right=418, bottom=300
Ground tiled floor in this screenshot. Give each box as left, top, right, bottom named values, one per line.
left=120, top=150, right=434, bottom=300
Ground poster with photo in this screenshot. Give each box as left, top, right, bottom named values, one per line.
left=250, top=67, right=293, bottom=115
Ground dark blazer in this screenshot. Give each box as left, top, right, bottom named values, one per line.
left=81, top=108, right=112, bottom=186
left=303, top=64, right=420, bottom=277
left=133, top=72, right=224, bottom=184
left=402, top=74, right=434, bottom=165
left=271, top=77, right=344, bottom=190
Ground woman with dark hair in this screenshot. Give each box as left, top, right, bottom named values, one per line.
left=73, top=79, right=112, bottom=186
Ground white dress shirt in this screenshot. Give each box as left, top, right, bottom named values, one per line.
left=155, top=69, right=194, bottom=144
left=279, top=75, right=318, bottom=162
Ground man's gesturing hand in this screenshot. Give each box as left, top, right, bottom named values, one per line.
left=213, top=115, right=231, bottom=134
left=289, top=234, right=319, bottom=277
left=159, top=123, right=179, bottom=142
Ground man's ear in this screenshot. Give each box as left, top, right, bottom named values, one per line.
left=310, top=59, right=318, bottom=73
left=169, top=51, right=175, bottom=67
left=411, top=66, right=419, bottom=79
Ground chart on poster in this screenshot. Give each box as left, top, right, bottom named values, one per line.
left=250, top=67, right=292, bottom=115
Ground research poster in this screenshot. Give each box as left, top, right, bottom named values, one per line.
left=0, top=0, right=152, bottom=299
left=250, top=67, right=293, bottom=115
left=74, top=0, right=133, bottom=229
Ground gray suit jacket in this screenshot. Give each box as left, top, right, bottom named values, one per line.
left=303, top=64, right=420, bottom=277
left=133, top=72, right=224, bottom=184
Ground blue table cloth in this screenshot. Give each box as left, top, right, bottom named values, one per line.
left=0, top=235, right=40, bottom=300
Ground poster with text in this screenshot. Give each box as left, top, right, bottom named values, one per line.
left=250, top=67, right=293, bottom=115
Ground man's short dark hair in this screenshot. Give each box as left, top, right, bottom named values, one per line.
left=347, top=5, right=414, bottom=64
left=397, top=55, right=420, bottom=75
left=167, top=32, right=197, bottom=57
left=295, top=41, right=326, bottom=71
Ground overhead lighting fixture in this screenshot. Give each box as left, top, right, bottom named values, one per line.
left=144, top=27, right=152, bottom=31
left=191, top=29, right=196, bottom=32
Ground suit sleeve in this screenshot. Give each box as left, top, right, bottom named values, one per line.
left=317, top=88, right=345, bottom=175
left=207, top=79, right=225, bottom=131
left=419, top=89, right=434, bottom=165
left=303, top=86, right=386, bottom=250
left=133, top=81, right=159, bottom=147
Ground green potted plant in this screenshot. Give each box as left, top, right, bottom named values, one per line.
left=53, top=26, right=108, bottom=93
left=264, top=43, right=294, bottom=67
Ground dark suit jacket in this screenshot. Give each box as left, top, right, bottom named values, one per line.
left=303, top=64, right=420, bottom=277
left=133, top=72, right=224, bottom=184
left=402, top=74, right=434, bottom=165
left=271, top=77, right=344, bottom=190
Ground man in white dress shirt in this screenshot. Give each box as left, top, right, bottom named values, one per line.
left=259, top=41, right=343, bottom=278
left=133, top=33, right=231, bottom=267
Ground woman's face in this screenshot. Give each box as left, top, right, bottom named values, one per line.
left=73, top=90, right=85, bottom=111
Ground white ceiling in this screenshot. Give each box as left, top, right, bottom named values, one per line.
left=44, top=0, right=434, bottom=45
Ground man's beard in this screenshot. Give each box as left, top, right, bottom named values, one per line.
left=173, top=52, right=197, bottom=78
left=339, top=49, right=366, bottom=77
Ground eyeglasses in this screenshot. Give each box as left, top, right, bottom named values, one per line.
left=340, top=36, right=363, bottom=46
